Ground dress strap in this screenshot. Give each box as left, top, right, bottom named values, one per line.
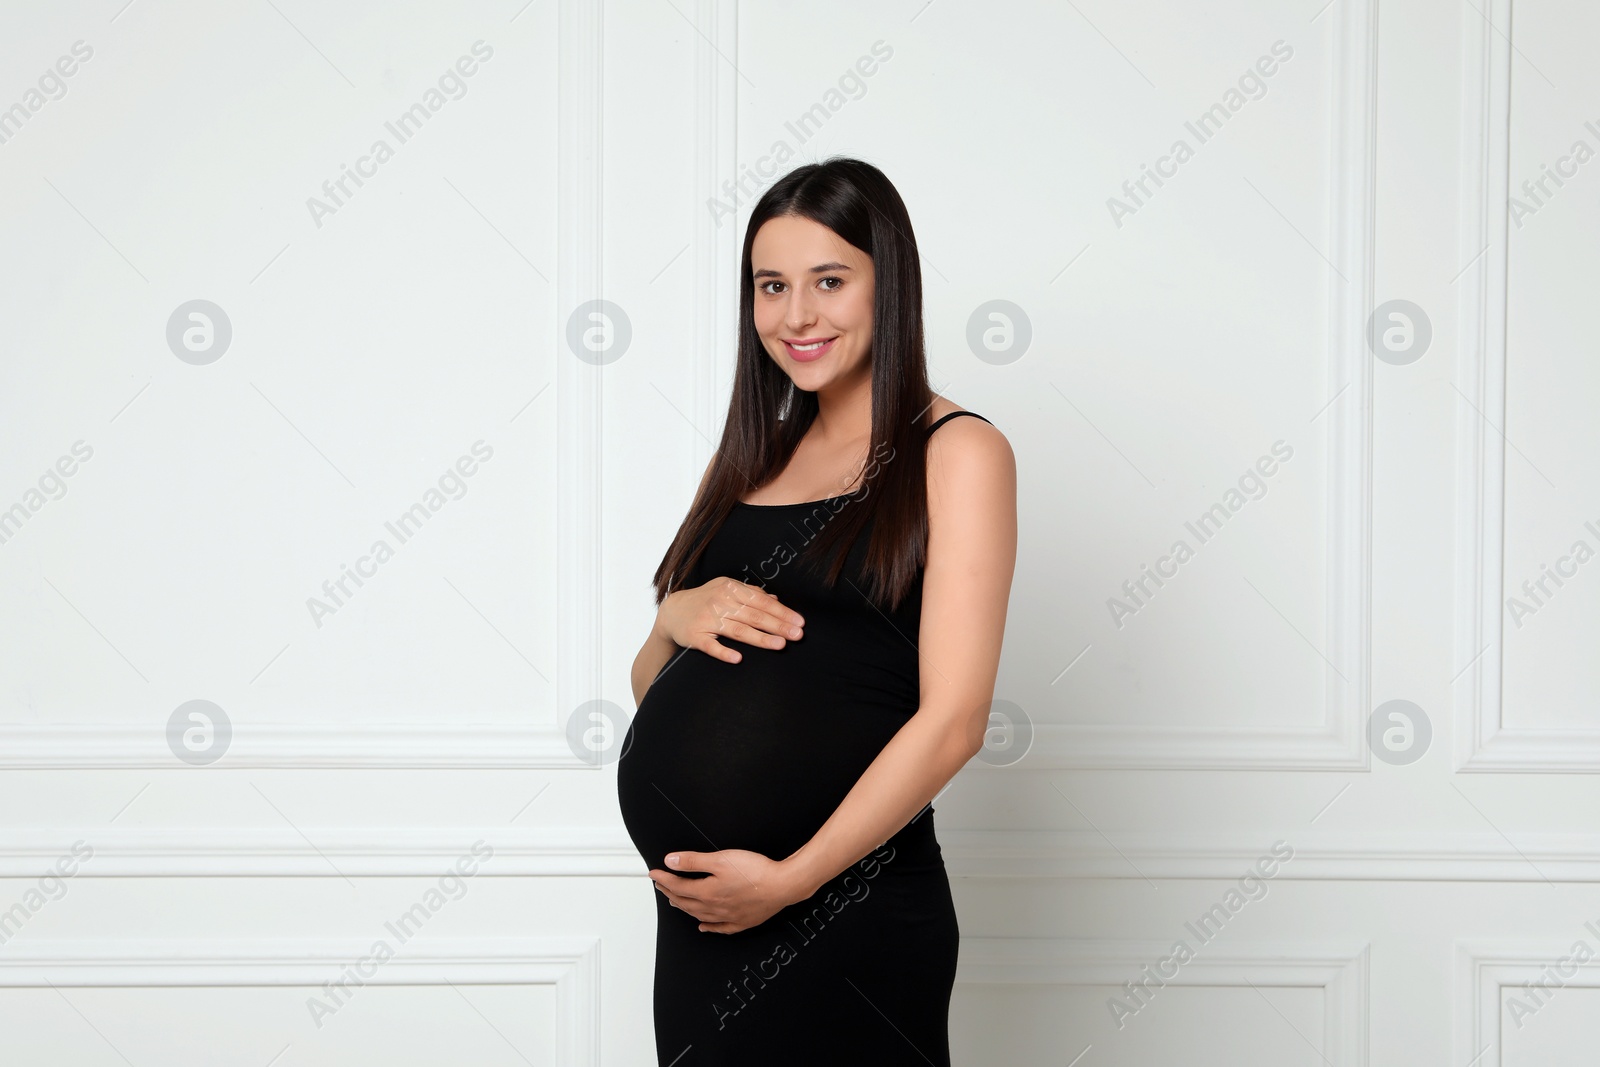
left=925, top=410, right=991, bottom=435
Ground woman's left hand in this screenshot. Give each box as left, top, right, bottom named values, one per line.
left=649, top=849, right=811, bottom=934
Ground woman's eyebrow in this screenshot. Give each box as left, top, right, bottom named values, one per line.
left=752, top=262, right=854, bottom=279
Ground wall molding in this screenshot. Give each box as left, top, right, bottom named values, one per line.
left=0, top=1, right=608, bottom=771
left=0, top=827, right=644, bottom=878
left=0, top=937, right=600, bottom=1066
left=556, top=0, right=606, bottom=773
left=1455, top=940, right=1600, bottom=1066
left=1451, top=0, right=1600, bottom=773
left=1027, top=720, right=1368, bottom=772
left=11, top=826, right=1600, bottom=881
left=0, top=724, right=582, bottom=769
left=1452, top=0, right=1513, bottom=772
left=679, top=4, right=1377, bottom=772
left=683, top=2, right=1378, bottom=770
left=1011, top=0, right=1378, bottom=771
left=959, top=939, right=1369, bottom=1066
left=695, top=0, right=740, bottom=449
left=939, top=830, right=1600, bottom=882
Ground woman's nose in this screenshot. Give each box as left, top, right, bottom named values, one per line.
left=785, top=295, right=815, bottom=330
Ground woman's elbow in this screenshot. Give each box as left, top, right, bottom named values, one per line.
left=938, top=708, right=990, bottom=764
left=913, top=697, right=995, bottom=764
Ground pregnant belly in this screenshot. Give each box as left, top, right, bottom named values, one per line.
left=616, top=636, right=915, bottom=872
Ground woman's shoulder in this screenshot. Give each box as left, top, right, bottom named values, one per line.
left=921, top=395, right=966, bottom=429
left=921, top=396, right=1009, bottom=447
left=922, top=397, right=1014, bottom=504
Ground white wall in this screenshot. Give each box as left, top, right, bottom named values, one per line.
left=0, top=1, right=1595, bottom=1064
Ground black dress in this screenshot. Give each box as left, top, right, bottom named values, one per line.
left=617, top=410, right=991, bottom=1066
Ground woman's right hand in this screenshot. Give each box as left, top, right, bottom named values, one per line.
left=655, top=578, right=805, bottom=664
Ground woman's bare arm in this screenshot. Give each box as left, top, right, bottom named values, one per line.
left=781, top=416, right=1017, bottom=897
left=631, top=454, right=717, bottom=707
left=631, top=614, right=682, bottom=707
left=646, top=417, right=1017, bottom=932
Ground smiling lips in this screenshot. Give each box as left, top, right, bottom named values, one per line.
left=783, top=336, right=837, bottom=362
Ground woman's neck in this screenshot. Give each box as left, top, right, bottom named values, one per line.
left=807, top=369, right=874, bottom=445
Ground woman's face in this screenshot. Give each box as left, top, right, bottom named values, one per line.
left=750, top=214, right=875, bottom=395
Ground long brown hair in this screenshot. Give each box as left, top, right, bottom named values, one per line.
left=651, top=156, right=936, bottom=612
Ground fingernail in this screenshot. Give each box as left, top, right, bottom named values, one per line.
left=666, top=854, right=680, bottom=867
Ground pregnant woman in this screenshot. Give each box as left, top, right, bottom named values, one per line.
left=617, top=156, right=1016, bottom=1065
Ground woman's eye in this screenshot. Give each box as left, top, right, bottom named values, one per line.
left=758, top=277, right=841, bottom=294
